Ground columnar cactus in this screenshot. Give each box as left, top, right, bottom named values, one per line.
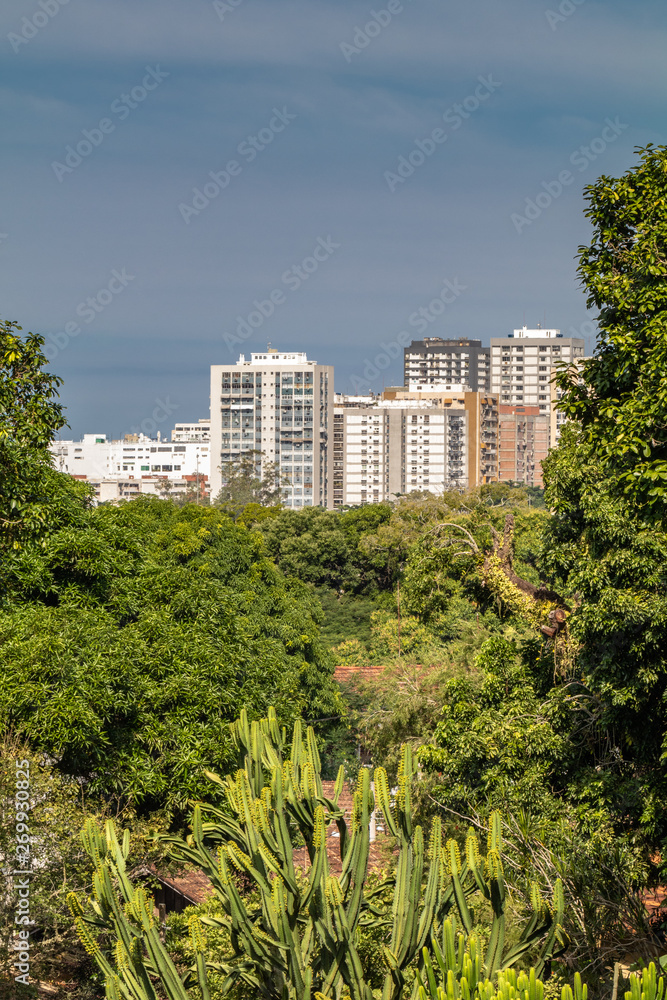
left=416, top=918, right=586, bottom=1000
left=70, top=707, right=569, bottom=1000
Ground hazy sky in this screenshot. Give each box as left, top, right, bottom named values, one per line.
left=1, top=0, right=665, bottom=438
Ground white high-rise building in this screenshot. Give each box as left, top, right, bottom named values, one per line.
left=332, top=396, right=474, bottom=506
left=209, top=350, right=334, bottom=509
left=489, top=327, right=585, bottom=443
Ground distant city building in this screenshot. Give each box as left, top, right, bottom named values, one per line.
left=209, top=350, right=334, bottom=509
left=497, top=404, right=549, bottom=487
left=382, top=388, right=498, bottom=488
left=489, top=327, right=584, bottom=443
left=51, top=433, right=210, bottom=484
left=171, top=419, right=210, bottom=442
left=403, top=338, right=490, bottom=392
left=332, top=390, right=498, bottom=507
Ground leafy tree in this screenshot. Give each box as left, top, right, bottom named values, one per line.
left=214, top=450, right=284, bottom=517
left=531, top=150, right=667, bottom=863
left=0, top=499, right=344, bottom=819
left=418, top=637, right=653, bottom=974
left=0, top=319, right=90, bottom=556
left=555, top=144, right=667, bottom=509
left=259, top=507, right=354, bottom=592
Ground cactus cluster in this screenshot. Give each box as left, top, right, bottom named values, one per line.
left=70, top=707, right=570, bottom=1000
left=415, top=918, right=584, bottom=1000
left=67, top=820, right=204, bottom=1000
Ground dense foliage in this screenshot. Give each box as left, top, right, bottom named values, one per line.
left=0, top=319, right=90, bottom=561
left=0, top=498, right=343, bottom=819
left=555, top=144, right=667, bottom=507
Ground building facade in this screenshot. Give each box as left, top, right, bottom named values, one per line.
left=85, top=475, right=208, bottom=504
left=171, top=419, right=210, bottom=442
left=50, top=434, right=210, bottom=483
left=489, top=327, right=584, bottom=443
left=404, top=338, right=490, bottom=391
left=332, top=394, right=491, bottom=507
left=209, top=350, right=334, bottom=509
left=497, top=405, right=549, bottom=487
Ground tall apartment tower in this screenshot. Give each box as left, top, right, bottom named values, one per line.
left=404, top=338, right=491, bottom=391
left=210, top=350, right=334, bottom=509
left=489, top=327, right=585, bottom=443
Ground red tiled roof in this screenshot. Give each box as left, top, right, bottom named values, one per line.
left=335, top=663, right=434, bottom=684
left=334, top=664, right=390, bottom=683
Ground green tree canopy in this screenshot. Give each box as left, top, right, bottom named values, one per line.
left=0, top=499, right=343, bottom=820
left=0, top=318, right=90, bottom=556
left=555, top=144, right=667, bottom=509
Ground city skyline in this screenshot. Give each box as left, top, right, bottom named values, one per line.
left=2, top=0, right=665, bottom=438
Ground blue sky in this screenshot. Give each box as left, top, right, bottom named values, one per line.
left=1, top=0, right=666, bottom=438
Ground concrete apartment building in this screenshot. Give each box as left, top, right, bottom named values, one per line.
left=209, top=350, right=334, bottom=509
left=332, top=390, right=498, bottom=507
left=490, top=327, right=584, bottom=444
left=171, top=419, right=210, bottom=442
left=383, top=387, right=498, bottom=487
left=498, top=404, right=550, bottom=487
left=88, top=475, right=208, bottom=504
left=403, top=338, right=491, bottom=391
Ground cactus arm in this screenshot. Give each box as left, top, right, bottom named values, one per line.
left=465, top=830, right=487, bottom=897
left=396, top=745, right=415, bottom=840
left=332, top=764, right=345, bottom=806
left=416, top=824, right=445, bottom=952
left=341, top=770, right=372, bottom=929
left=399, top=826, right=424, bottom=967
left=374, top=767, right=399, bottom=838
left=483, top=909, right=505, bottom=980
left=302, top=805, right=330, bottom=911
left=306, top=726, right=324, bottom=798
left=444, top=838, right=473, bottom=936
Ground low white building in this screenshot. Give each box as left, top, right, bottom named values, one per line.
left=50, top=434, right=210, bottom=485
left=90, top=477, right=207, bottom=504
left=171, top=419, right=210, bottom=443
